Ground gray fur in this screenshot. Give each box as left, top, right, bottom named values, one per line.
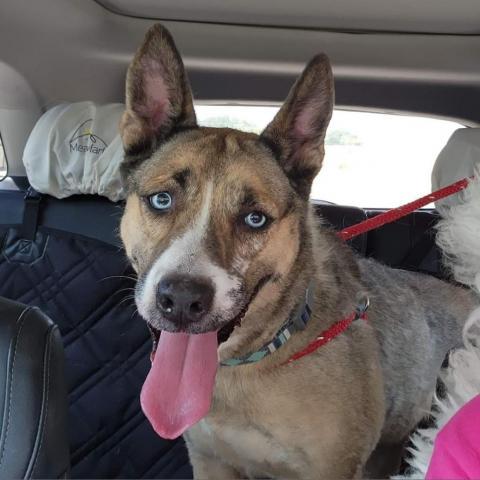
left=358, top=258, right=474, bottom=441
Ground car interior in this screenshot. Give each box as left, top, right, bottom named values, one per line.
left=0, top=0, right=479, bottom=478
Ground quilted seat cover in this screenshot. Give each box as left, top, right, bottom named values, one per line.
left=0, top=225, right=192, bottom=478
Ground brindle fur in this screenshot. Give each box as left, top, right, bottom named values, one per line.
left=119, top=24, right=477, bottom=478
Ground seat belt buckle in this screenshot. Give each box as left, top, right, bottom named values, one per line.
left=24, top=186, right=42, bottom=202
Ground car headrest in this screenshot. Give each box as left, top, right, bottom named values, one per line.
left=22, top=101, right=126, bottom=201
left=432, top=128, right=480, bottom=214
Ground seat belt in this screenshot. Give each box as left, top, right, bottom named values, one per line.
left=20, top=187, right=42, bottom=241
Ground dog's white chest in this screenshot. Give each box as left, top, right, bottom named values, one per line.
left=191, top=418, right=298, bottom=477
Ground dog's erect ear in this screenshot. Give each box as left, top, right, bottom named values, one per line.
left=260, top=54, right=334, bottom=198
left=121, top=24, right=197, bottom=165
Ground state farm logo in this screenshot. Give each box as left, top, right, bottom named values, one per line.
left=69, top=119, right=107, bottom=155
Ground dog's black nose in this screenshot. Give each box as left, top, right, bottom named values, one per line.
left=157, top=274, right=214, bottom=325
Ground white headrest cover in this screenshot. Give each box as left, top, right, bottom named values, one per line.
left=432, top=128, right=480, bottom=214
left=23, top=101, right=126, bottom=201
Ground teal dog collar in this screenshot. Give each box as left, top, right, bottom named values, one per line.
left=220, top=285, right=315, bottom=367
left=220, top=289, right=369, bottom=367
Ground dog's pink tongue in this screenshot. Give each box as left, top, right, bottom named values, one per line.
left=140, top=331, right=218, bottom=439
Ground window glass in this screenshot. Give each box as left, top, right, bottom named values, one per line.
left=196, top=105, right=462, bottom=208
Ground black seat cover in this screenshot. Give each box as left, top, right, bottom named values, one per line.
left=0, top=190, right=192, bottom=479
left=0, top=297, right=70, bottom=479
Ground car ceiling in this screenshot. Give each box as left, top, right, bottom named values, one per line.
left=97, top=0, right=480, bottom=35
left=0, top=0, right=480, bottom=176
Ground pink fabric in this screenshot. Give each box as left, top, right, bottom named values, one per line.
left=426, top=394, right=480, bottom=479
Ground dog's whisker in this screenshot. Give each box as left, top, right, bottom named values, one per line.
left=100, top=274, right=137, bottom=282
left=115, top=287, right=136, bottom=295
left=116, top=295, right=136, bottom=308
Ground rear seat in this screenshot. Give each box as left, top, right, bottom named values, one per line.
left=364, top=209, right=442, bottom=278
left=0, top=102, right=447, bottom=479
left=313, top=203, right=442, bottom=277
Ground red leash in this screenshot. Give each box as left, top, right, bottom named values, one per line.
left=338, top=177, right=470, bottom=241
left=285, top=176, right=471, bottom=365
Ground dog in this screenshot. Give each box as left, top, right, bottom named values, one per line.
left=118, top=24, right=476, bottom=478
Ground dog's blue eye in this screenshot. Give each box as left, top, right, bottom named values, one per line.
left=149, top=192, right=172, bottom=211
left=245, top=211, right=267, bottom=229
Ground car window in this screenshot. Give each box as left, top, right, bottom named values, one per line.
left=0, top=134, right=6, bottom=181
left=196, top=105, right=462, bottom=208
